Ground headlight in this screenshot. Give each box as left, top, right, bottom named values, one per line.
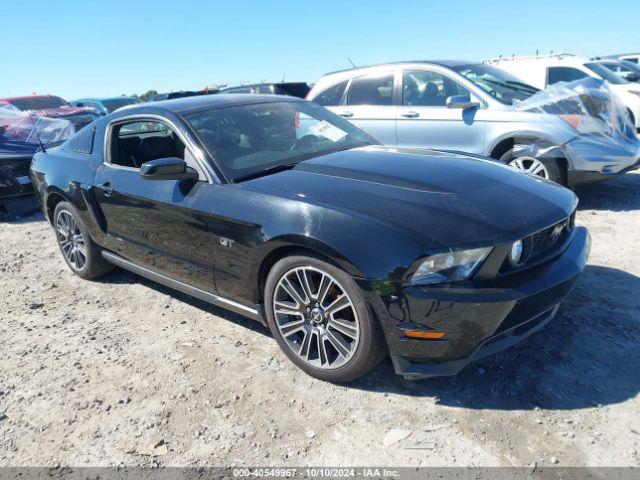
left=559, top=114, right=604, bottom=134
left=411, top=247, right=492, bottom=285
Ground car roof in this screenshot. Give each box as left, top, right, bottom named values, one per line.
left=324, top=60, right=476, bottom=75
left=74, top=97, right=137, bottom=102
left=115, top=93, right=304, bottom=116
left=0, top=94, right=63, bottom=102
left=224, top=82, right=308, bottom=88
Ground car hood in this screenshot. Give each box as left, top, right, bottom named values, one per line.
left=0, top=140, right=39, bottom=159
left=242, top=146, right=576, bottom=250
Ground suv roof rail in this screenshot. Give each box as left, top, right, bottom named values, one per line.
left=482, top=52, right=576, bottom=63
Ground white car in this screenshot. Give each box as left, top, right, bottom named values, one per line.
left=486, top=54, right=640, bottom=132
left=607, top=53, right=640, bottom=65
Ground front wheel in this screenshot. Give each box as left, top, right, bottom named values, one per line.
left=499, top=148, right=566, bottom=185
left=264, top=255, right=386, bottom=383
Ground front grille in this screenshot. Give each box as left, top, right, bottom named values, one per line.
left=529, top=213, right=574, bottom=259
left=0, top=162, right=30, bottom=178
left=500, top=211, right=575, bottom=274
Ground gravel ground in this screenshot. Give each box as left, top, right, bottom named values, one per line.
left=1, top=172, right=639, bottom=468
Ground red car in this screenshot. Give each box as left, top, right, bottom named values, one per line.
left=0, top=95, right=99, bottom=131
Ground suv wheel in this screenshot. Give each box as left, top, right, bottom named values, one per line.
left=53, top=201, right=114, bottom=279
left=264, top=255, right=385, bottom=382
left=499, top=148, right=566, bottom=185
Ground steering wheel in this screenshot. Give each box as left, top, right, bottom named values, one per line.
left=290, top=134, right=321, bottom=151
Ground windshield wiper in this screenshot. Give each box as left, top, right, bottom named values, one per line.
left=505, top=80, right=539, bottom=92
left=233, top=163, right=298, bottom=182
left=481, top=78, right=536, bottom=94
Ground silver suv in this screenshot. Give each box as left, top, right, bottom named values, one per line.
left=307, top=61, right=640, bottom=185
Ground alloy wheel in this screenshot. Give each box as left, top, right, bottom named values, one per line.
left=272, top=266, right=360, bottom=370
left=56, top=210, right=87, bottom=271
left=508, top=156, right=550, bottom=179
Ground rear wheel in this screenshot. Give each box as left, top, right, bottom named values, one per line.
left=264, top=255, right=386, bottom=382
left=499, top=148, right=566, bottom=185
left=53, top=201, right=114, bottom=279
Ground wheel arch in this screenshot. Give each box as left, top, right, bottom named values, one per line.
left=44, top=188, right=70, bottom=224
left=487, top=132, right=573, bottom=170
left=252, top=236, right=365, bottom=304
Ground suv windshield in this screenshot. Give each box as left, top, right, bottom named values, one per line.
left=101, top=98, right=137, bottom=113
left=185, top=100, right=376, bottom=182
left=453, top=64, right=539, bottom=104
left=9, top=96, right=68, bottom=111
left=585, top=62, right=629, bottom=85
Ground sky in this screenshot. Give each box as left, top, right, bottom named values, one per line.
left=1, top=0, right=639, bottom=99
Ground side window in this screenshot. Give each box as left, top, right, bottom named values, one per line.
left=403, top=70, right=471, bottom=107
left=547, top=67, right=589, bottom=85
left=622, top=57, right=638, bottom=64
left=312, top=80, right=348, bottom=106
left=346, top=74, right=394, bottom=106
left=109, top=120, right=185, bottom=169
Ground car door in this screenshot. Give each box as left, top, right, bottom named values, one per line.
left=330, top=70, right=399, bottom=145
left=395, top=68, right=486, bottom=154
left=92, top=117, right=217, bottom=291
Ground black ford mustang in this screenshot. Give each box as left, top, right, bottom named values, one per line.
left=30, top=95, right=590, bottom=382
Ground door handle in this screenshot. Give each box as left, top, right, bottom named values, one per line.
left=401, top=111, right=420, bottom=118
left=100, top=182, right=114, bottom=197
left=339, top=111, right=354, bottom=118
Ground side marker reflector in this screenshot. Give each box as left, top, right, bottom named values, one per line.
left=403, top=330, right=445, bottom=339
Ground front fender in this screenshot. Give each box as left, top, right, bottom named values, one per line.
left=486, top=128, right=576, bottom=168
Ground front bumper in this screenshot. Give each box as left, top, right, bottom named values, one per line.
left=568, top=158, right=640, bottom=186
left=564, top=136, right=640, bottom=185
left=369, top=226, right=590, bottom=380
left=0, top=156, right=34, bottom=202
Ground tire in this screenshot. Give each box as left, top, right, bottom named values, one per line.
left=53, top=201, right=114, bottom=279
left=264, top=255, right=386, bottom=383
left=499, top=148, right=566, bottom=186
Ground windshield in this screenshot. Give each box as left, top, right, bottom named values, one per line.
left=585, top=63, right=629, bottom=85
left=9, top=96, right=68, bottom=111
left=185, top=100, right=376, bottom=182
left=101, top=98, right=137, bottom=113
left=452, top=64, right=539, bottom=104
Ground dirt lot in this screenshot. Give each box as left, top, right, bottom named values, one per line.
left=1, top=172, right=639, bottom=468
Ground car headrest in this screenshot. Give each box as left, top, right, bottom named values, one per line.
left=139, top=136, right=174, bottom=162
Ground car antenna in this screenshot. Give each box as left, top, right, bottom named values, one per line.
left=347, top=58, right=357, bottom=68
left=29, top=114, right=47, bottom=154
left=282, top=73, right=286, bottom=82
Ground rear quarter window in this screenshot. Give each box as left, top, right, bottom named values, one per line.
left=310, top=80, right=348, bottom=106
left=64, top=127, right=95, bottom=154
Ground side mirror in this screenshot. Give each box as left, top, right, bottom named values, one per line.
left=139, top=157, right=199, bottom=181
left=624, top=72, right=640, bottom=82
left=446, top=94, right=481, bottom=109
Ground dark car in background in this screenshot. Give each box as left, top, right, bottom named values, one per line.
left=0, top=140, right=40, bottom=218
left=31, top=95, right=589, bottom=382
left=0, top=95, right=99, bottom=132
left=221, top=82, right=310, bottom=98
left=70, top=97, right=139, bottom=115
left=0, top=105, right=74, bottom=218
